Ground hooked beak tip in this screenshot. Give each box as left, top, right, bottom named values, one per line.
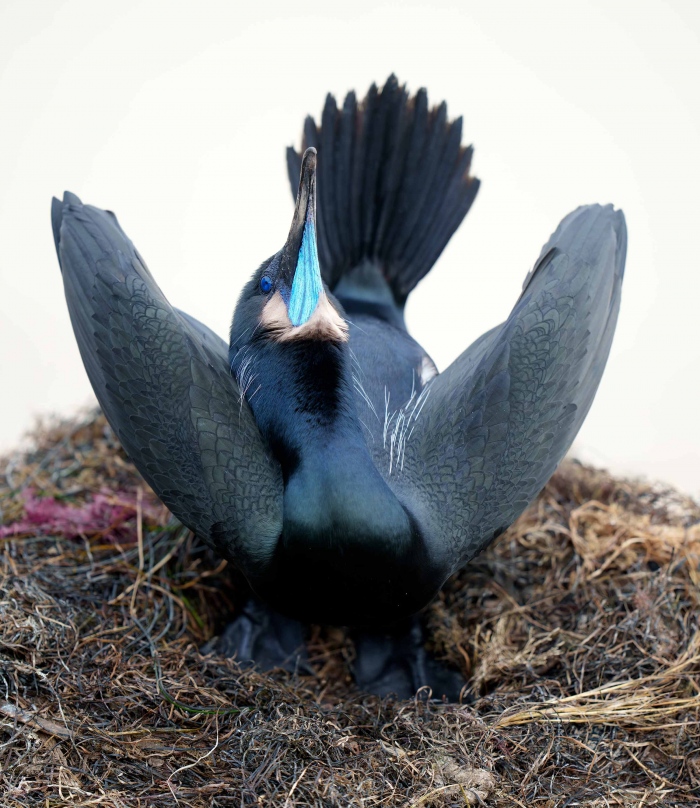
left=301, top=146, right=317, bottom=173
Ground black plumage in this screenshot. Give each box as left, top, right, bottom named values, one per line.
left=52, top=76, right=626, bottom=698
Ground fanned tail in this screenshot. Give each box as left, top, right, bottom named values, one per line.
left=287, top=75, right=479, bottom=306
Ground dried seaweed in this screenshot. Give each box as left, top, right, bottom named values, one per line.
left=1, top=410, right=698, bottom=806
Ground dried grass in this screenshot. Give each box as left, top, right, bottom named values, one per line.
left=1, top=410, right=699, bottom=806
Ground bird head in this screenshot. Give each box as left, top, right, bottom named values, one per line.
left=230, top=147, right=347, bottom=354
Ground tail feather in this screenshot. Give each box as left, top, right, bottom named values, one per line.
left=287, top=75, right=479, bottom=306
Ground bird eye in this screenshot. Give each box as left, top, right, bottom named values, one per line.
left=260, top=275, right=273, bottom=294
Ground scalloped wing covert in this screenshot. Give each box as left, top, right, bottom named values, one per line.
left=53, top=194, right=283, bottom=573
left=386, top=205, right=626, bottom=572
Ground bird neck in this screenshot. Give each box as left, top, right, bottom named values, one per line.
left=234, top=337, right=361, bottom=474
left=232, top=335, right=411, bottom=540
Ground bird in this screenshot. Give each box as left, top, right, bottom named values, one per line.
left=51, top=75, right=626, bottom=699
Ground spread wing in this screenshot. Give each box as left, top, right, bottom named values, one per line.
left=387, top=204, right=627, bottom=572
left=52, top=193, right=283, bottom=574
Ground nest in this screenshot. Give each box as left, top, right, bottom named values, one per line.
left=1, top=411, right=699, bottom=807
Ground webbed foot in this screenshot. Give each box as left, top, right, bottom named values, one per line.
left=351, top=617, right=466, bottom=701
left=207, top=598, right=312, bottom=675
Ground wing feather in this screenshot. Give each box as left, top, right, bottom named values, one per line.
left=392, top=204, right=626, bottom=571
left=53, top=193, right=283, bottom=573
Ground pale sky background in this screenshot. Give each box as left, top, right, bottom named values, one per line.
left=1, top=0, right=699, bottom=497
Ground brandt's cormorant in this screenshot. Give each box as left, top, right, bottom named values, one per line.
left=52, top=76, right=626, bottom=699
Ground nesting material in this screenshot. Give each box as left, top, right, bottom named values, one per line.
left=1, top=411, right=699, bottom=806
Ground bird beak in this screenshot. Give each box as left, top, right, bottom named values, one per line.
left=280, top=147, right=323, bottom=327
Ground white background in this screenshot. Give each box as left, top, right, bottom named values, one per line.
left=1, top=0, right=698, bottom=496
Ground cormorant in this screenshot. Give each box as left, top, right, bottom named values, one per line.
left=51, top=76, right=626, bottom=699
